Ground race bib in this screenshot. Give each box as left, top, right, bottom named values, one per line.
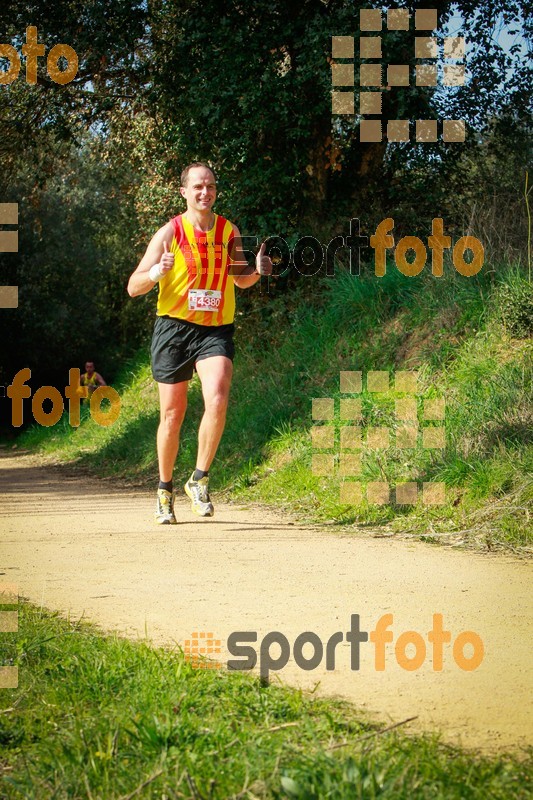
left=188, top=289, right=222, bottom=311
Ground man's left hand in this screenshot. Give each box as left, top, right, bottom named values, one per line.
left=256, top=242, right=273, bottom=276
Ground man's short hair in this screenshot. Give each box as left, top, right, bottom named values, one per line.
left=180, top=162, right=217, bottom=187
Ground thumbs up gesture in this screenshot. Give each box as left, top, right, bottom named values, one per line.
left=160, top=240, right=175, bottom=275
left=256, top=242, right=273, bottom=276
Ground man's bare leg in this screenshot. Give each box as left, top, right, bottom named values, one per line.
left=195, top=356, right=233, bottom=471
left=157, top=381, right=189, bottom=482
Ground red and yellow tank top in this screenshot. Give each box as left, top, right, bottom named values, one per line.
left=156, top=214, right=236, bottom=326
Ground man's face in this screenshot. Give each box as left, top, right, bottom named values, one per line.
left=85, top=362, right=95, bottom=374
left=180, top=167, right=216, bottom=213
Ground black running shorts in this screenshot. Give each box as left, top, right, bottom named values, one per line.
left=151, top=315, right=235, bottom=384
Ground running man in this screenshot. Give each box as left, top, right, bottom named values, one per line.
left=80, top=361, right=107, bottom=397
left=127, top=162, right=272, bottom=523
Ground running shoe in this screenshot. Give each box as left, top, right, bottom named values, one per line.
left=184, top=474, right=214, bottom=517
left=155, top=488, right=177, bottom=524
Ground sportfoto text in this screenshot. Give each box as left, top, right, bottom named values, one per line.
left=239, top=218, right=484, bottom=278
left=227, top=614, right=484, bottom=680
left=0, top=26, right=78, bottom=85
left=5, top=368, right=120, bottom=428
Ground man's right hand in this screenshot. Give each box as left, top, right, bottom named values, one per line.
left=128, top=223, right=175, bottom=296
left=159, top=240, right=175, bottom=275
left=148, top=240, right=175, bottom=283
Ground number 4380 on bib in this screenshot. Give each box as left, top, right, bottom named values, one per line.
left=188, top=289, right=222, bottom=311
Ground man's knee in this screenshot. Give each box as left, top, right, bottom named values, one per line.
left=161, top=403, right=187, bottom=433
left=205, top=388, right=229, bottom=417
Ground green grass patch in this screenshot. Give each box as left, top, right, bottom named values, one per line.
left=0, top=603, right=531, bottom=799
left=14, top=262, right=533, bottom=551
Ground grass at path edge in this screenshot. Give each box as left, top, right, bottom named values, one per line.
left=0, top=603, right=531, bottom=799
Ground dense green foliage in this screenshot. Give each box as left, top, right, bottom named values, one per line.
left=497, top=279, right=533, bottom=337
left=0, top=0, right=530, bottom=400
left=1, top=604, right=530, bottom=798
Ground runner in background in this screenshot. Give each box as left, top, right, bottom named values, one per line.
left=127, top=162, right=272, bottom=524
left=80, top=361, right=107, bottom=398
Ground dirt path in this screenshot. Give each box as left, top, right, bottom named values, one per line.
left=1, top=453, right=531, bottom=755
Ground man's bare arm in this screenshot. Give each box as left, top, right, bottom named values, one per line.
left=127, top=223, right=175, bottom=297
